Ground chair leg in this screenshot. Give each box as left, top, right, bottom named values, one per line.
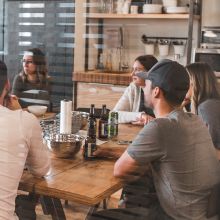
left=40, top=196, right=66, bottom=220
left=103, top=199, right=107, bottom=209
left=85, top=203, right=100, bottom=220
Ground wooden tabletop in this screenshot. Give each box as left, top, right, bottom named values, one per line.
left=19, top=124, right=141, bottom=206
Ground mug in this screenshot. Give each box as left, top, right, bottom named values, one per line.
left=173, top=44, right=185, bottom=57
left=130, top=5, right=138, bottom=14
left=144, top=44, right=155, bottom=55
left=158, top=44, right=169, bottom=57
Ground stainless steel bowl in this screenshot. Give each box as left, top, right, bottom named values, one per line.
left=78, top=111, right=89, bottom=130
left=46, top=134, right=84, bottom=158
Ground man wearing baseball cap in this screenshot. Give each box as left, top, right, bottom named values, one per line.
left=90, top=59, right=220, bottom=220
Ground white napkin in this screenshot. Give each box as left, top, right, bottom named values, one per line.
left=60, top=100, right=72, bottom=134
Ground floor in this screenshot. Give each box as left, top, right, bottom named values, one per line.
left=36, top=191, right=120, bottom=220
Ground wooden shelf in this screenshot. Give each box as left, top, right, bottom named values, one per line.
left=73, top=71, right=131, bottom=86
left=87, top=13, right=200, bottom=20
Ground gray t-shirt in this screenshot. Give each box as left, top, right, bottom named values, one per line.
left=127, top=109, right=220, bottom=220
left=198, top=99, right=220, bottom=149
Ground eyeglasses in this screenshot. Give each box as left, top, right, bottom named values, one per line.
left=21, top=60, right=33, bottom=65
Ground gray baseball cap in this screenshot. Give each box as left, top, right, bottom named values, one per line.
left=136, top=59, right=189, bottom=98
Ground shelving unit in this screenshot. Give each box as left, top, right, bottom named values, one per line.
left=87, top=13, right=200, bottom=20
left=84, top=0, right=201, bottom=68
left=73, top=0, right=202, bottom=110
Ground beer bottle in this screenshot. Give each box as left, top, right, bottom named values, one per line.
left=98, top=104, right=108, bottom=140
left=108, top=111, right=118, bottom=138
left=88, top=104, right=96, bottom=135
left=83, top=104, right=97, bottom=159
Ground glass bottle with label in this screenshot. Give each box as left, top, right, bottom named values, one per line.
left=98, top=104, right=108, bottom=140
left=83, top=104, right=97, bottom=159
left=108, top=111, right=118, bottom=139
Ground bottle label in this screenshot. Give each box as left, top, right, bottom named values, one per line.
left=85, top=143, right=96, bottom=158
left=101, top=122, right=108, bottom=136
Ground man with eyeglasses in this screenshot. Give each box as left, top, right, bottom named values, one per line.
left=0, top=60, right=50, bottom=220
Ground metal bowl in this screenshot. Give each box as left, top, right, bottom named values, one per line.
left=46, top=134, right=84, bottom=158
left=77, top=111, right=89, bottom=130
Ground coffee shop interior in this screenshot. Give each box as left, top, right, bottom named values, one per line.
left=1, top=0, right=220, bottom=219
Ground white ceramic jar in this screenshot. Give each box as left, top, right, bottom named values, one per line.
left=162, top=0, right=177, bottom=7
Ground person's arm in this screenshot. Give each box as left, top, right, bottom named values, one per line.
left=114, top=121, right=164, bottom=180
left=24, top=113, right=50, bottom=177
left=117, top=111, right=143, bottom=124
left=132, top=112, right=155, bottom=125
left=113, top=85, right=132, bottom=112
left=114, top=151, right=148, bottom=181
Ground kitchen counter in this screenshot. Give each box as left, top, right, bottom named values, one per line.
left=72, top=71, right=131, bottom=110
left=73, top=71, right=131, bottom=86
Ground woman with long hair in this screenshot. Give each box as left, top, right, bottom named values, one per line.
left=186, top=62, right=220, bottom=159
left=113, top=55, right=158, bottom=124
left=12, top=48, right=50, bottom=98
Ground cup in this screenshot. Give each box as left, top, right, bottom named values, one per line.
left=173, top=44, right=185, bottom=57
left=130, top=5, right=138, bottom=14
left=122, top=1, right=130, bottom=14
left=158, top=44, right=169, bottom=57
left=162, top=0, right=177, bottom=7
left=144, top=43, right=155, bottom=55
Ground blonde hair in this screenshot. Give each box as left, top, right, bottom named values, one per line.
left=186, top=62, right=220, bottom=114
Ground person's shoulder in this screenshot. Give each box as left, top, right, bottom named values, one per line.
left=129, top=82, right=139, bottom=89
left=150, top=110, right=194, bottom=127
left=199, top=99, right=220, bottom=109
left=127, top=82, right=141, bottom=93
left=13, top=73, right=23, bottom=82
left=19, top=110, right=39, bottom=125
left=142, top=118, right=161, bottom=133
left=4, top=108, right=37, bottom=122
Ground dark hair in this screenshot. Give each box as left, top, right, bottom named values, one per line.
left=20, top=48, right=48, bottom=84
left=151, top=82, right=185, bottom=106
left=0, top=60, right=8, bottom=94
left=135, top=55, right=158, bottom=71
left=186, top=62, right=220, bottom=114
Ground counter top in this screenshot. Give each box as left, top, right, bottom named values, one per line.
left=73, top=71, right=131, bottom=86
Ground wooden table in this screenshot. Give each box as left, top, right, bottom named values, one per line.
left=19, top=124, right=141, bottom=219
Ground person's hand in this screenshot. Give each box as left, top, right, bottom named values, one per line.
left=132, top=113, right=154, bottom=125
left=6, top=95, right=22, bottom=110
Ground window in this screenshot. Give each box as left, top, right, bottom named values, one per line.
left=1, top=0, right=76, bottom=110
